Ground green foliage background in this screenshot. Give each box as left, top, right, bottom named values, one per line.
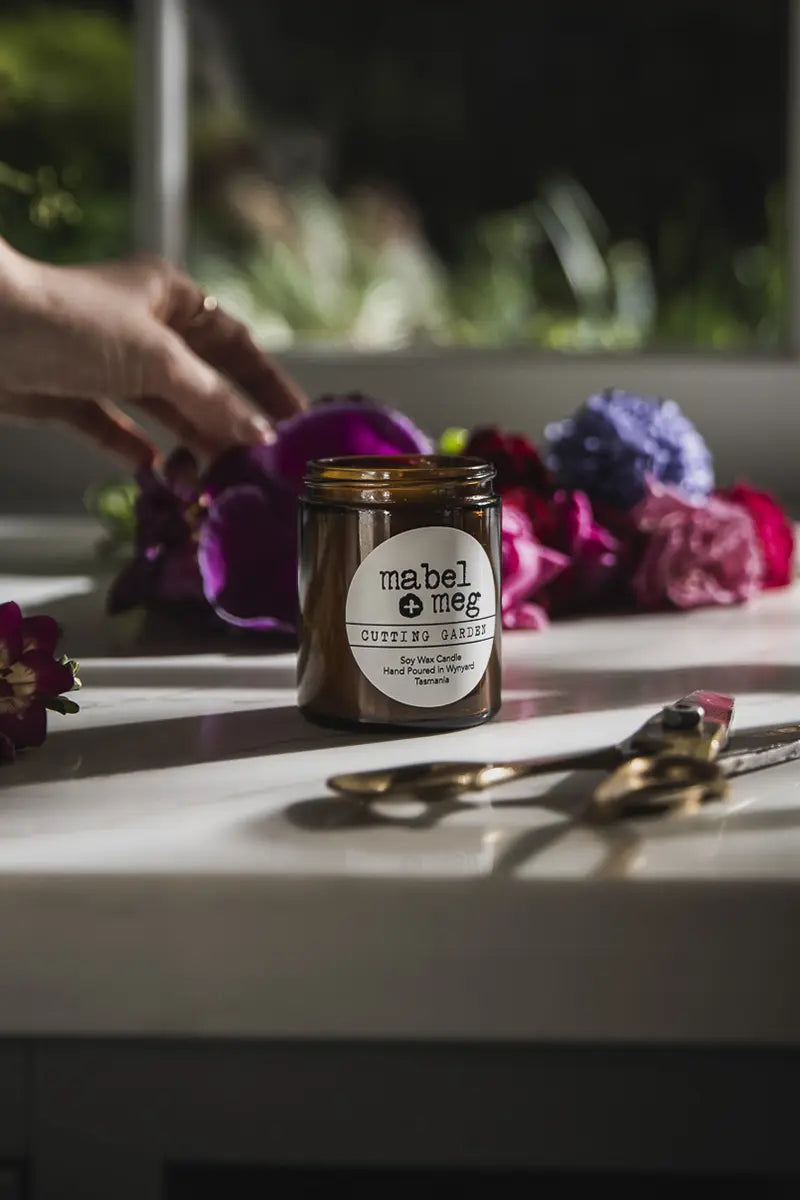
left=0, top=5, right=787, bottom=350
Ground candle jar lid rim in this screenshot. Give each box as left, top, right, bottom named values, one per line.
left=304, top=454, right=495, bottom=486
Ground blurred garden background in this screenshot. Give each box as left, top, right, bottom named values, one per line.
left=0, top=0, right=789, bottom=352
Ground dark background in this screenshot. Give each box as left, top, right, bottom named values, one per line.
left=212, top=0, right=787, bottom=264
left=0, top=0, right=790, bottom=347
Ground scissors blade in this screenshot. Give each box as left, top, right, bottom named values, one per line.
left=719, top=723, right=800, bottom=778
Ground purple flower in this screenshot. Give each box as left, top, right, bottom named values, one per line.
left=501, top=500, right=568, bottom=630
left=198, top=480, right=298, bottom=633
left=260, top=396, right=433, bottom=492
left=545, top=388, right=714, bottom=509
left=0, top=602, right=79, bottom=760
left=109, top=397, right=432, bottom=634
left=197, top=398, right=432, bottom=631
left=107, top=448, right=212, bottom=622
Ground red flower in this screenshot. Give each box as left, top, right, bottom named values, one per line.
left=465, top=427, right=554, bottom=494
left=0, top=602, right=79, bottom=761
left=715, top=482, right=795, bottom=590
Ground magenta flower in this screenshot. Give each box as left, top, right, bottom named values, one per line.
left=263, top=395, right=433, bottom=490
left=548, top=490, right=622, bottom=605
left=504, top=486, right=623, bottom=615
left=0, top=602, right=80, bottom=761
left=501, top=500, right=568, bottom=630
left=109, top=397, right=432, bottom=634
left=631, top=479, right=764, bottom=610
left=198, top=398, right=432, bottom=631
left=198, top=477, right=298, bottom=633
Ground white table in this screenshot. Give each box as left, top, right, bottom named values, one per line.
left=3, top=519, right=800, bottom=1195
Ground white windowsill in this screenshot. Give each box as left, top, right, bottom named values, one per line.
left=0, top=352, right=798, bottom=513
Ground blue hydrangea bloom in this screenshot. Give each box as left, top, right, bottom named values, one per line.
left=544, top=388, right=714, bottom=509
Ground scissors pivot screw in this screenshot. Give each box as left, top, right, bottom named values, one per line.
left=661, top=700, right=705, bottom=730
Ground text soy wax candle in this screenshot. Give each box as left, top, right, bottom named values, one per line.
left=298, top=455, right=502, bottom=730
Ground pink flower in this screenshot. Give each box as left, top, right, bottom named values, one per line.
left=501, top=500, right=568, bottom=630
left=631, top=479, right=764, bottom=611
left=715, top=482, right=795, bottom=590
left=505, top=486, right=623, bottom=614
left=0, top=602, right=80, bottom=761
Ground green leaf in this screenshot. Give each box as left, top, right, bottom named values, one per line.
left=45, top=695, right=80, bottom=716
left=438, top=427, right=469, bottom=455
left=59, top=655, right=81, bottom=690
left=84, top=480, right=139, bottom=544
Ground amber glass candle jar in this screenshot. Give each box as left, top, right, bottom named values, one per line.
left=298, top=455, right=501, bottom=731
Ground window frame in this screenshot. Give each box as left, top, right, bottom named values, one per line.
left=134, top=0, right=800, bottom=501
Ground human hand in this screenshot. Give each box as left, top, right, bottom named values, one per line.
left=0, top=244, right=306, bottom=465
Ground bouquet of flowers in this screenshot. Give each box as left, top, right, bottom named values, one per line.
left=90, top=388, right=795, bottom=638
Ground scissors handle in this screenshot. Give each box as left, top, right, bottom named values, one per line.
left=585, top=753, right=728, bottom=822
left=584, top=711, right=732, bottom=822
left=327, top=746, right=617, bottom=800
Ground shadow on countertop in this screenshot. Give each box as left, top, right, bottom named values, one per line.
left=498, top=661, right=800, bottom=723
left=6, top=660, right=800, bottom=790
left=34, top=583, right=297, bottom=662
left=30, top=579, right=800, bottom=711
left=0, top=704, right=416, bottom=788
left=276, top=756, right=800, bottom=883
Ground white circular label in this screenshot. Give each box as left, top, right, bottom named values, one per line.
left=345, top=526, right=497, bottom=707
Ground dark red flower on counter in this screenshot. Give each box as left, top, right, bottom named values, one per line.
left=715, top=482, right=795, bottom=590
left=0, top=602, right=80, bottom=761
left=465, top=427, right=554, bottom=495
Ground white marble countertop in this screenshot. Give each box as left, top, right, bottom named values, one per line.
left=3, top=519, right=800, bottom=1045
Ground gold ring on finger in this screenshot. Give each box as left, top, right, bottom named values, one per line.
left=191, top=293, right=218, bottom=323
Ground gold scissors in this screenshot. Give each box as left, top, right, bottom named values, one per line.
left=328, top=691, right=800, bottom=822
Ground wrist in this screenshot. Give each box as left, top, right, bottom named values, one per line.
left=0, top=238, right=45, bottom=305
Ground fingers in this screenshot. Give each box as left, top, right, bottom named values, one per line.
left=68, top=399, right=157, bottom=465
left=141, top=329, right=273, bottom=452
left=182, top=305, right=307, bottom=421
left=0, top=391, right=156, bottom=467
left=133, top=394, right=218, bottom=458
left=91, top=254, right=307, bottom=423
left=164, top=273, right=306, bottom=421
